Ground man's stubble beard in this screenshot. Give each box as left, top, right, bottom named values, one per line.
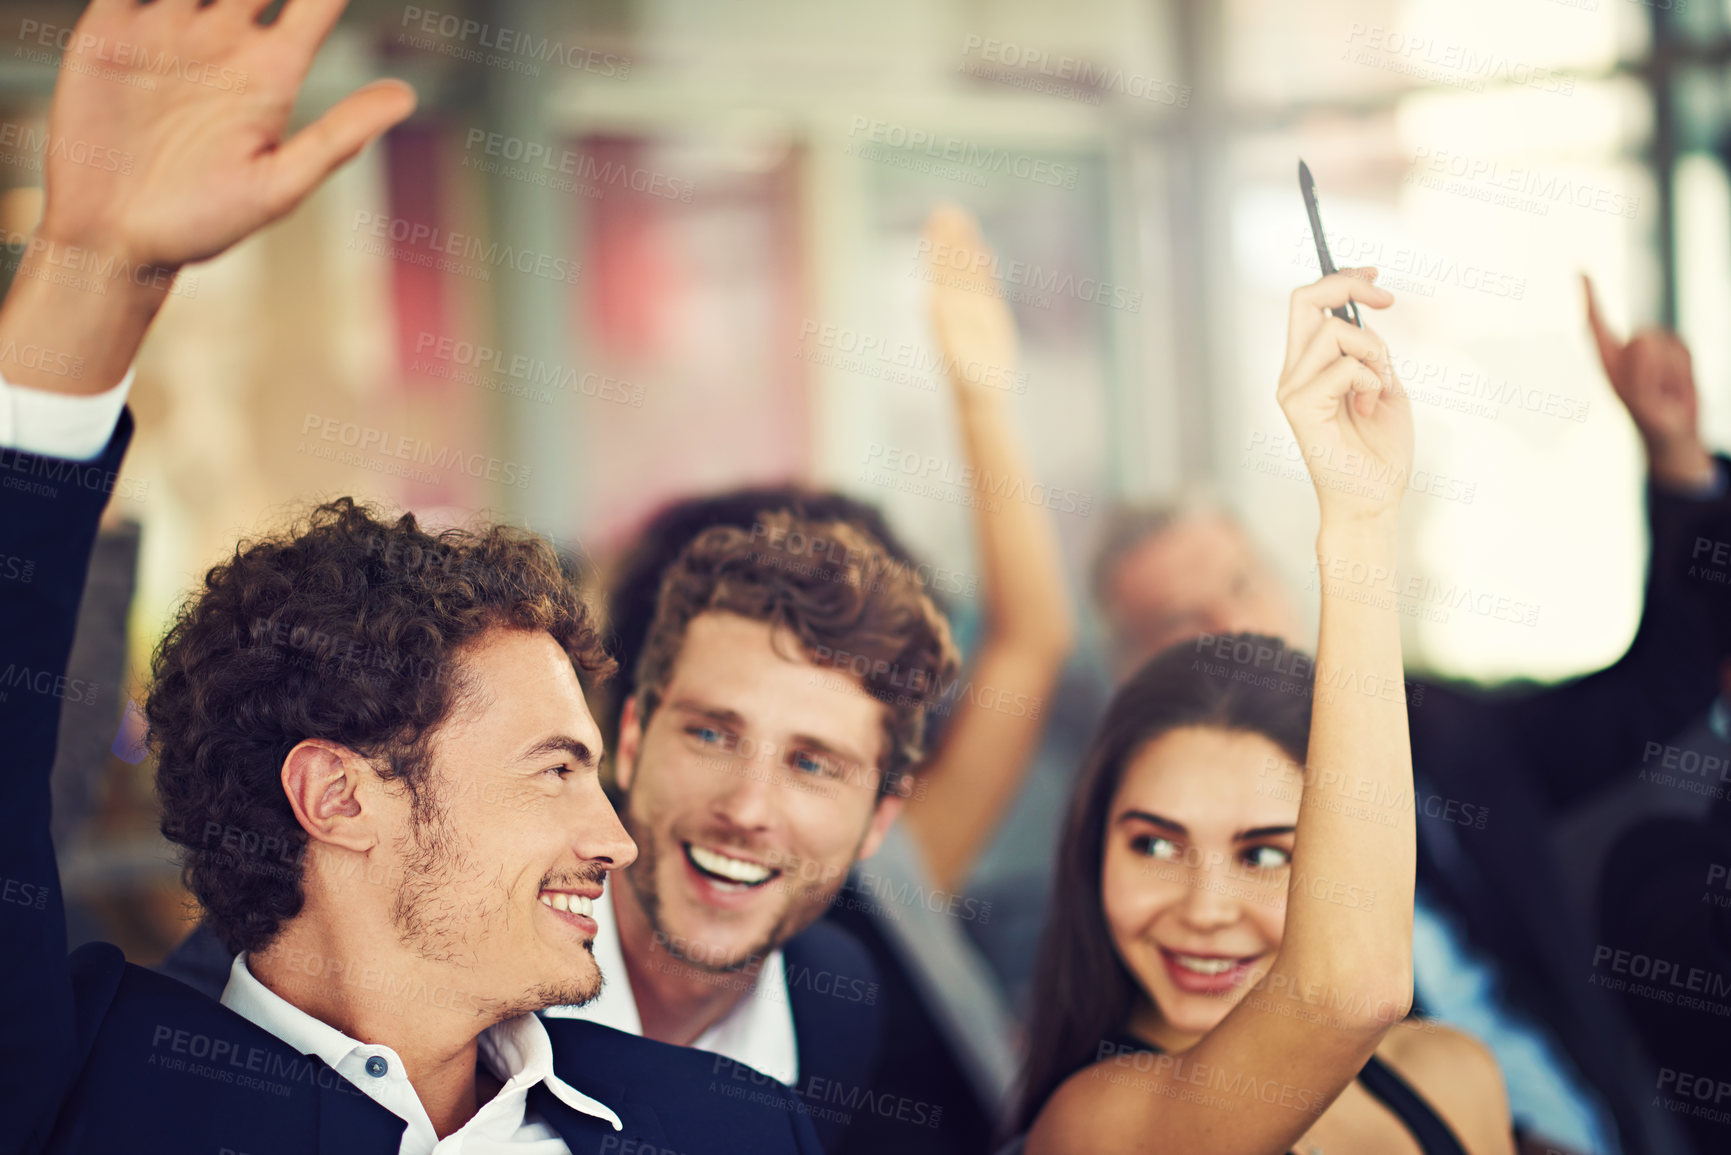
left=388, top=784, right=603, bottom=1019
left=618, top=804, right=843, bottom=976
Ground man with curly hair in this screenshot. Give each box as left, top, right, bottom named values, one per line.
left=0, top=1, right=823, bottom=1152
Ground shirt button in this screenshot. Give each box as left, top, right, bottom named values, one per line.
left=365, top=1056, right=389, bottom=1078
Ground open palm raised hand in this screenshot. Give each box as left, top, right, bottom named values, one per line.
left=37, top=0, right=414, bottom=272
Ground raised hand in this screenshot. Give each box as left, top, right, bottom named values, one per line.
left=923, top=203, right=1019, bottom=398
left=40, top=0, right=414, bottom=271
left=2, top=0, right=415, bottom=395
left=1277, top=269, right=1411, bottom=530
left=1583, top=274, right=1716, bottom=489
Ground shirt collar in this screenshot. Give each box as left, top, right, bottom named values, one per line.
left=543, top=886, right=800, bottom=1085
left=221, top=951, right=622, bottom=1131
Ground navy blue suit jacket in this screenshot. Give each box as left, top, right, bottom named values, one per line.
left=1, top=413, right=825, bottom=1155
left=159, top=896, right=884, bottom=1153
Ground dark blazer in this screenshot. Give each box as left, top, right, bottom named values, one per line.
left=1400, top=470, right=1731, bottom=1155
left=823, top=890, right=996, bottom=1155
left=778, top=920, right=887, bottom=1153
left=2, top=414, right=824, bottom=1155
left=161, top=892, right=884, bottom=1153
left=1598, top=809, right=1731, bottom=1155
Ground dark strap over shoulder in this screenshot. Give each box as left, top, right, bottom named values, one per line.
left=1358, top=1053, right=1471, bottom=1155
left=1100, top=1034, right=1471, bottom=1155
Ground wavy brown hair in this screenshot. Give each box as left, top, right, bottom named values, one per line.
left=1012, top=633, right=1313, bottom=1137
left=148, top=497, right=612, bottom=954
left=634, top=509, right=959, bottom=794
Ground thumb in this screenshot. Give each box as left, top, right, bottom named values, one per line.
left=265, top=80, right=417, bottom=219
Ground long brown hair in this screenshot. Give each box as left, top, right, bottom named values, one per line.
left=1012, top=632, right=1313, bottom=1135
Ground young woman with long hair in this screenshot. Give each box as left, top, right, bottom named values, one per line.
left=1010, top=271, right=1516, bottom=1155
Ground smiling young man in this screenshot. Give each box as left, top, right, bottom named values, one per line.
left=2, top=0, right=825, bottom=1151
left=541, top=510, right=959, bottom=1149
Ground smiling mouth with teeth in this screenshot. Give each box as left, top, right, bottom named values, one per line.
left=1169, top=953, right=1242, bottom=975
left=538, top=892, right=596, bottom=917
left=684, top=843, right=780, bottom=889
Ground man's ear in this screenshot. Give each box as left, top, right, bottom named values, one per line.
left=855, top=786, right=906, bottom=863
left=281, top=739, right=377, bottom=855
left=616, top=696, right=644, bottom=794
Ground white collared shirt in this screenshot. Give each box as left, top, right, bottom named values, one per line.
left=221, top=953, right=622, bottom=1155
left=540, top=887, right=800, bottom=1086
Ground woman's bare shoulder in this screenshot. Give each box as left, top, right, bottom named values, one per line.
left=1023, top=1052, right=1161, bottom=1155
left=1375, top=1019, right=1516, bottom=1155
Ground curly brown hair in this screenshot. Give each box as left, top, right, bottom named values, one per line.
left=634, top=510, right=959, bottom=794
left=148, top=497, right=613, bottom=954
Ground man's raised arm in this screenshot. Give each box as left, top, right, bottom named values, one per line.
left=0, top=1, right=409, bottom=1143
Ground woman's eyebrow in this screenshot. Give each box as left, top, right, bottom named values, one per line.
left=1116, top=809, right=1185, bottom=836
left=1238, top=825, right=1297, bottom=840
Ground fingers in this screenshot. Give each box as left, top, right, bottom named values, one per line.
left=1290, top=355, right=1386, bottom=420
left=1284, top=315, right=1392, bottom=397
left=264, top=79, right=416, bottom=219
left=1285, top=269, right=1394, bottom=367
left=1582, top=273, right=1622, bottom=376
